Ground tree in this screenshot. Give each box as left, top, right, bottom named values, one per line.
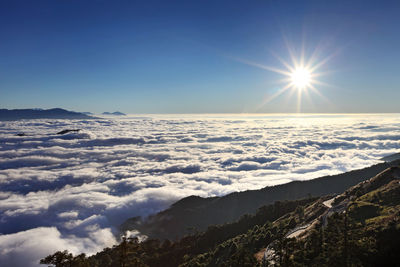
left=40, top=250, right=73, bottom=267
left=295, top=206, right=304, bottom=220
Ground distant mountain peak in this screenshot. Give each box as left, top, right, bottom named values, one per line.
left=102, top=111, right=126, bottom=116
left=0, top=108, right=95, bottom=120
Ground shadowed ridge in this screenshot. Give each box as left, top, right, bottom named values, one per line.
left=342, top=165, right=400, bottom=200
left=0, top=108, right=97, bottom=120
left=44, top=164, right=400, bottom=267
left=381, top=152, right=400, bottom=163
left=121, top=159, right=400, bottom=240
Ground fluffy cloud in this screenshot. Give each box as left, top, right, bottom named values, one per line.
left=0, top=227, right=116, bottom=267
left=0, top=114, right=400, bottom=266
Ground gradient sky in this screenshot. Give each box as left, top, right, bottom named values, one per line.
left=1, top=0, right=399, bottom=113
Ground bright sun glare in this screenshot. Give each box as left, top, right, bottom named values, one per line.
left=290, top=67, right=312, bottom=89
left=234, top=40, right=333, bottom=112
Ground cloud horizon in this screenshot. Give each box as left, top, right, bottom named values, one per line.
left=1, top=114, right=400, bottom=266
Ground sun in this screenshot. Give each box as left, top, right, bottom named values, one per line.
left=290, top=67, right=312, bottom=90
left=231, top=40, right=333, bottom=112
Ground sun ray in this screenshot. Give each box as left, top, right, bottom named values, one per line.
left=283, top=35, right=298, bottom=67
left=308, top=46, right=343, bottom=72
left=300, top=31, right=306, bottom=67
left=305, top=40, right=328, bottom=69
left=302, top=84, right=315, bottom=109
left=256, top=83, right=293, bottom=111
left=311, top=79, right=337, bottom=89
left=269, top=50, right=295, bottom=73
left=308, top=84, right=333, bottom=106
left=309, top=55, right=333, bottom=72
left=229, top=56, right=292, bottom=76
left=230, top=37, right=335, bottom=112
left=296, top=86, right=303, bottom=113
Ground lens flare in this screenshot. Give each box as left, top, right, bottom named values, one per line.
left=231, top=39, right=335, bottom=112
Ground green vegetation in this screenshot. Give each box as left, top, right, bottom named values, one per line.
left=121, top=161, right=397, bottom=241
left=40, top=198, right=315, bottom=267
left=41, top=166, right=400, bottom=267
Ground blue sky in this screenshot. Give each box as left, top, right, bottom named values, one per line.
left=1, top=0, right=399, bottom=113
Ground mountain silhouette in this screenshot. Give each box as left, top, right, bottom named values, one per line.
left=102, top=111, right=126, bottom=116
left=0, top=108, right=95, bottom=120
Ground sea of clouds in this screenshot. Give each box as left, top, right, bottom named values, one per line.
left=1, top=114, right=400, bottom=266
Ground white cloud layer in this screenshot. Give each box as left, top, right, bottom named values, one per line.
left=0, top=114, right=400, bottom=266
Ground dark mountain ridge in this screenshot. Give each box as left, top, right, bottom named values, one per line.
left=41, top=163, right=400, bottom=267
left=0, top=108, right=95, bottom=120
left=102, top=111, right=126, bottom=116
left=122, top=159, right=400, bottom=240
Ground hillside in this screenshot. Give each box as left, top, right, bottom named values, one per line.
left=181, top=165, right=400, bottom=267
left=121, top=160, right=399, bottom=240
left=41, top=164, right=400, bottom=267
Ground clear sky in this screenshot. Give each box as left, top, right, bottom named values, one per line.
left=1, top=0, right=399, bottom=113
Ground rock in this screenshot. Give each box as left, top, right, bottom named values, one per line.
left=56, top=129, right=81, bottom=135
